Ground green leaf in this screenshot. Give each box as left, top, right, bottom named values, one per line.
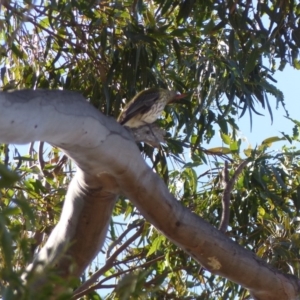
left=39, top=17, right=50, bottom=28
left=173, top=38, right=181, bottom=64
left=271, top=166, right=287, bottom=191
left=147, top=235, right=165, bottom=256
left=220, top=132, right=231, bottom=145
left=0, top=164, right=19, bottom=188
left=184, top=168, right=198, bottom=193
left=11, top=43, right=27, bottom=60
left=261, top=136, right=285, bottom=146
left=229, top=140, right=239, bottom=152
left=207, top=147, right=231, bottom=154
left=244, top=147, right=252, bottom=157
left=244, top=49, right=260, bottom=77
left=87, top=291, right=102, bottom=300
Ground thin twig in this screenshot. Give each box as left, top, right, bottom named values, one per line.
left=219, top=160, right=249, bottom=233
left=52, top=154, right=68, bottom=176
left=38, top=141, right=45, bottom=172
left=106, top=222, right=141, bottom=259
left=90, top=254, right=166, bottom=292
left=72, top=222, right=144, bottom=299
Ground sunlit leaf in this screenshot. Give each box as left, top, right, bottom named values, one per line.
left=261, top=136, right=285, bottom=145
left=220, top=132, right=231, bottom=145
left=206, top=147, right=231, bottom=154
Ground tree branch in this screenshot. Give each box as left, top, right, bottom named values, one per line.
left=219, top=160, right=249, bottom=233
left=1, top=90, right=299, bottom=299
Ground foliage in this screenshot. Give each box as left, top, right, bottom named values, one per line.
left=0, top=145, right=73, bottom=299
left=1, top=0, right=300, bottom=299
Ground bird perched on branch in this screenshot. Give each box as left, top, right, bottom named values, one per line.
left=117, top=88, right=187, bottom=128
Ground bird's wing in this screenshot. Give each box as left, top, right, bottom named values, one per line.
left=118, top=91, right=159, bottom=125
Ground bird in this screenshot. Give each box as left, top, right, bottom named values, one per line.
left=117, top=88, right=187, bottom=128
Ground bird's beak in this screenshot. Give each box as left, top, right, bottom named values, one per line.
left=175, top=93, right=188, bottom=99
left=169, top=92, right=188, bottom=103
